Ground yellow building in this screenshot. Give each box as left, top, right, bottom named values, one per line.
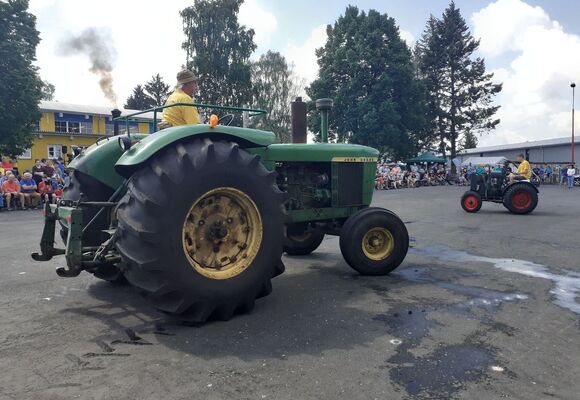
left=14, top=101, right=156, bottom=171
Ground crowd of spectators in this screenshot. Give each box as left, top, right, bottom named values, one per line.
left=1, top=157, right=67, bottom=211
left=376, top=160, right=579, bottom=190
left=375, top=162, right=452, bottom=189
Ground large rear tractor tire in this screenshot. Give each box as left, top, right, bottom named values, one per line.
left=461, top=191, right=482, bottom=213
left=284, top=225, right=325, bottom=256
left=116, top=139, right=286, bottom=323
left=339, top=207, right=409, bottom=276
left=503, top=183, right=538, bottom=214
left=60, top=171, right=126, bottom=284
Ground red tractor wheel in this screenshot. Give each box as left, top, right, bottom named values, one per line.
left=461, top=191, right=482, bottom=213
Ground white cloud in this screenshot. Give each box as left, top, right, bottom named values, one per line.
left=471, top=0, right=580, bottom=146
left=239, top=0, right=277, bottom=51
left=399, top=29, right=415, bottom=47
left=285, top=24, right=327, bottom=85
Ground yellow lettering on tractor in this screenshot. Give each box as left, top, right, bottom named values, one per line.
left=331, top=157, right=378, bottom=163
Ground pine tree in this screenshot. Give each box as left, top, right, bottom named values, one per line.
left=181, top=0, right=255, bottom=112
left=124, top=85, right=154, bottom=110
left=417, top=2, right=502, bottom=167
left=144, top=74, right=170, bottom=107
left=0, top=0, right=43, bottom=157
left=307, top=6, right=426, bottom=159
left=462, top=131, right=478, bottom=149
left=250, top=51, right=302, bottom=143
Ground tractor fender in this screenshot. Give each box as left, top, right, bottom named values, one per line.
left=502, top=181, right=539, bottom=195
left=115, top=124, right=276, bottom=178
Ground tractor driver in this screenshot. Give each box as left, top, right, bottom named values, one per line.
left=160, top=69, right=201, bottom=128
left=508, top=153, right=531, bottom=183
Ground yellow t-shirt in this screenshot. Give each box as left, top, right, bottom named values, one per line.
left=162, top=88, right=200, bottom=127
left=517, top=160, right=531, bottom=179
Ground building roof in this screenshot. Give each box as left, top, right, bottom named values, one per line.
left=39, top=101, right=157, bottom=121
left=461, top=136, right=579, bottom=154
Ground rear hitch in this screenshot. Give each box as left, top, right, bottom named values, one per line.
left=56, top=265, right=82, bottom=277
left=31, top=203, right=64, bottom=261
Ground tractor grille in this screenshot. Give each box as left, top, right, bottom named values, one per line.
left=334, top=163, right=363, bottom=206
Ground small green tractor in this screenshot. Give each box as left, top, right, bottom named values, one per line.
left=32, top=99, right=409, bottom=322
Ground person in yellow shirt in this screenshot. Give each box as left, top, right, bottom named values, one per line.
left=161, top=69, right=201, bottom=128
left=508, top=153, right=531, bottom=182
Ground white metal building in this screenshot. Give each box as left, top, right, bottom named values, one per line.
left=458, top=136, right=579, bottom=164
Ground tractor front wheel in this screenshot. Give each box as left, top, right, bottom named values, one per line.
left=339, top=208, right=409, bottom=275
left=461, top=191, right=482, bottom=213
left=116, top=139, right=286, bottom=323
left=284, top=225, right=325, bottom=256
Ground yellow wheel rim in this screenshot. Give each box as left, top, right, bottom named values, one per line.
left=182, top=187, right=262, bottom=280
left=361, top=227, right=394, bottom=261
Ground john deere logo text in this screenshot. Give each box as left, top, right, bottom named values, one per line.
left=332, top=157, right=378, bottom=163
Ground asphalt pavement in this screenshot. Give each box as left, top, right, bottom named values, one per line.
left=0, top=185, right=579, bottom=400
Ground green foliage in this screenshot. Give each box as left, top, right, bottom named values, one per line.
left=462, top=131, right=478, bottom=149
left=41, top=80, right=55, bottom=101
left=124, top=74, right=171, bottom=110
left=124, top=84, right=154, bottom=110
left=181, top=0, right=255, bottom=110
left=250, top=51, right=302, bottom=143
left=417, top=1, right=502, bottom=162
left=306, top=6, right=427, bottom=160
left=0, top=0, right=42, bottom=157
left=144, top=73, right=170, bottom=107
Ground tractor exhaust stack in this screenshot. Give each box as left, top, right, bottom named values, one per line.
left=291, top=97, right=307, bottom=143
left=316, top=98, right=333, bottom=143
left=111, top=108, right=121, bottom=136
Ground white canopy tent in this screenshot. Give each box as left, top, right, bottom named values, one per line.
left=461, top=156, right=508, bottom=167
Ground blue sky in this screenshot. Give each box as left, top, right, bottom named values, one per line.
left=30, top=0, right=580, bottom=146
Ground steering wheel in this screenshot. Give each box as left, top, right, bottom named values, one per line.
left=218, top=114, right=235, bottom=126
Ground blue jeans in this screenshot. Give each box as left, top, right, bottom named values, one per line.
left=0, top=195, right=3, bottom=209
left=567, top=176, right=574, bottom=188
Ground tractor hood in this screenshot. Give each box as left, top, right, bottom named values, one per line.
left=115, top=124, right=276, bottom=178
left=260, top=143, right=379, bottom=162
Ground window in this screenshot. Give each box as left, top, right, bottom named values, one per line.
left=53, top=120, right=92, bottom=134
left=55, top=121, right=68, bottom=133
left=48, top=145, right=62, bottom=159
left=80, top=122, right=92, bottom=134
left=68, top=122, right=80, bottom=133
left=33, top=121, right=40, bottom=132
left=18, top=148, right=32, bottom=160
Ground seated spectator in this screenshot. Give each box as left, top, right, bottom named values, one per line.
left=20, top=172, right=40, bottom=208
left=32, top=159, right=45, bottom=184
left=41, top=158, right=55, bottom=178
left=1, top=157, right=13, bottom=170
left=2, top=174, right=25, bottom=210
left=38, top=177, right=57, bottom=205
left=56, top=157, right=66, bottom=176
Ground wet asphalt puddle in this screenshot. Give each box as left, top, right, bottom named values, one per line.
left=412, top=245, right=580, bottom=315
left=369, top=265, right=524, bottom=398
left=366, top=244, right=580, bottom=398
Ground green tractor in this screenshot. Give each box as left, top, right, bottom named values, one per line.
left=32, top=99, right=409, bottom=322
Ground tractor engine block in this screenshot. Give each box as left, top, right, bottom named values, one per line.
left=276, top=162, right=332, bottom=210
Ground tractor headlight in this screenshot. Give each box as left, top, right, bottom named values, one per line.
left=118, top=136, right=133, bottom=152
